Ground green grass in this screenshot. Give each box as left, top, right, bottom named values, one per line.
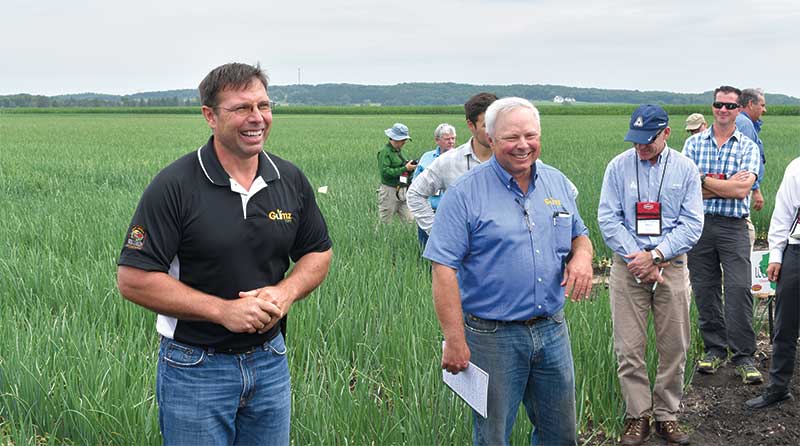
left=1, top=111, right=798, bottom=444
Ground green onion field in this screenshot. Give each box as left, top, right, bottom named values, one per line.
left=1, top=110, right=798, bottom=444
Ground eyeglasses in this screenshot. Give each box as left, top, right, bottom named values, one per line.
left=216, top=101, right=275, bottom=116
left=712, top=102, right=740, bottom=110
left=649, top=129, right=664, bottom=142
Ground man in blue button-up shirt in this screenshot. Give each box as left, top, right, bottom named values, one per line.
left=424, top=97, right=593, bottom=445
left=682, top=85, right=763, bottom=384
left=598, top=104, right=703, bottom=445
left=736, top=88, right=768, bottom=248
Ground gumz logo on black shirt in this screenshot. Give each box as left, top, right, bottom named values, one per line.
left=125, top=225, right=146, bottom=250
left=268, top=209, right=294, bottom=223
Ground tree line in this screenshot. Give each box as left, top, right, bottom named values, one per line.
left=2, top=83, right=799, bottom=108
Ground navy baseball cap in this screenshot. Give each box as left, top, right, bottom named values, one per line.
left=625, top=104, right=669, bottom=144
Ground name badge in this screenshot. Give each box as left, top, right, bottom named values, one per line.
left=636, top=201, right=662, bottom=236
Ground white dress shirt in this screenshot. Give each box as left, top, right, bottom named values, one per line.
left=768, top=157, right=800, bottom=264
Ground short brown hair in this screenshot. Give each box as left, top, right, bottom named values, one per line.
left=464, top=92, right=498, bottom=125
left=713, top=85, right=741, bottom=100
left=199, top=63, right=268, bottom=108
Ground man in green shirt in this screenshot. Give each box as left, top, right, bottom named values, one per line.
left=377, top=123, right=417, bottom=223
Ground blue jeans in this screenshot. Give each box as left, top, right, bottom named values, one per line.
left=417, top=225, right=429, bottom=250
left=464, top=310, right=577, bottom=446
left=156, top=334, right=291, bottom=446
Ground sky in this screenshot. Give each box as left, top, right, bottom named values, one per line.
left=3, top=0, right=799, bottom=98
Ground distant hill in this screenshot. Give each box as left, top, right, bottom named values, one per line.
left=2, top=84, right=798, bottom=107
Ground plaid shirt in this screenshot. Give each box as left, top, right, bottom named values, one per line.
left=682, top=127, right=760, bottom=218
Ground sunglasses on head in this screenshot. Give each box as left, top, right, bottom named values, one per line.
left=712, top=102, right=740, bottom=110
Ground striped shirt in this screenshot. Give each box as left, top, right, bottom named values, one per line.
left=682, top=127, right=760, bottom=218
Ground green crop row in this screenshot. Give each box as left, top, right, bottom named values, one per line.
left=1, top=112, right=797, bottom=444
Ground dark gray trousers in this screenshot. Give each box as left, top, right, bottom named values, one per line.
left=768, top=244, right=800, bottom=392
left=687, top=215, right=756, bottom=365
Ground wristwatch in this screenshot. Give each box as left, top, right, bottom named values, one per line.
left=700, top=173, right=707, bottom=186
left=651, top=249, right=664, bottom=264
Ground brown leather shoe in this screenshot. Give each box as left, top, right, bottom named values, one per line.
left=620, top=417, right=650, bottom=445
left=655, top=420, right=690, bottom=445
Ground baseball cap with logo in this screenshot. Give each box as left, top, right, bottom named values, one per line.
left=384, top=123, right=412, bottom=141
left=685, top=113, right=707, bottom=131
left=624, top=104, right=669, bottom=145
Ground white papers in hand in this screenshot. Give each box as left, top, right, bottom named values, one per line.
left=441, top=342, right=489, bottom=418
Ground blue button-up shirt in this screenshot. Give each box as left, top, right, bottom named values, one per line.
left=423, top=156, right=588, bottom=321
left=735, top=111, right=764, bottom=191
left=413, top=146, right=443, bottom=209
left=682, top=127, right=761, bottom=218
left=598, top=147, right=704, bottom=260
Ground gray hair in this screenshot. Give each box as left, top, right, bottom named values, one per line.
left=738, top=88, right=765, bottom=107
left=434, top=123, right=456, bottom=139
left=485, top=97, right=541, bottom=138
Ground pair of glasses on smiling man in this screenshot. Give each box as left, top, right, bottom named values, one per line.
left=216, top=101, right=277, bottom=116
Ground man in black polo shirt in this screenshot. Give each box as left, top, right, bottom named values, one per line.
left=117, top=62, right=332, bottom=445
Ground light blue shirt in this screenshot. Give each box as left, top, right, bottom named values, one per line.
left=413, top=146, right=442, bottom=209
left=423, top=156, right=588, bottom=321
left=598, top=147, right=704, bottom=261
left=735, top=111, right=765, bottom=190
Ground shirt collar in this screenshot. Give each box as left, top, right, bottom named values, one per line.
left=197, top=135, right=280, bottom=187
left=740, top=110, right=753, bottom=122
left=460, top=137, right=482, bottom=162
left=636, top=145, right=671, bottom=165
left=708, top=126, right=743, bottom=143
left=489, top=156, right=538, bottom=191
left=740, top=110, right=763, bottom=131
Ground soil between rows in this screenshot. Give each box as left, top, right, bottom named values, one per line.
left=582, top=330, right=800, bottom=445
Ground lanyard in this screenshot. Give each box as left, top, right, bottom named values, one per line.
left=635, top=149, right=670, bottom=203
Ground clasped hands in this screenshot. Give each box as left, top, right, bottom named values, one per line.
left=624, top=251, right=664, bottom=285
left=219, top=286, right=291, bottom=334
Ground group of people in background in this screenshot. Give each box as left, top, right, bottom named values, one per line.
left=111, top=61, right=798, bottom=446
left=375, top=87, right=799, bottom=445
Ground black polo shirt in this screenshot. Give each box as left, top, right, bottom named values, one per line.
left=118, top=136, right=332, bottom=349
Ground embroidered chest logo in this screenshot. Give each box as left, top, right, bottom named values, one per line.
left=544, top=198, right=561, bottom=206
left=125, top=225, right=146, bottom=250
left=268, top=209, right=294, bottom=222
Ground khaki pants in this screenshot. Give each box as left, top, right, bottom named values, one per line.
left=377, top=184, right=413, bottom=224
left=610, top=253, right=691, bottom=421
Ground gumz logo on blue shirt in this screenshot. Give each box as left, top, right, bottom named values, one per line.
left=544, top=198, right=561, bottom=206
left=268, top=209, right=294, bottom=222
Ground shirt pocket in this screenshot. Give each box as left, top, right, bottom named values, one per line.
left=661, top=184, right=684, bottom=216
left=554, top=214, right=573, bottom=259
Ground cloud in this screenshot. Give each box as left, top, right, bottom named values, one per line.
left=1, top=0, right=798, bottom=97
